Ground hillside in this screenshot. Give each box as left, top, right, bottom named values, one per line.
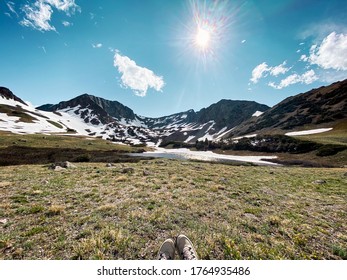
left=0, top=87, right=269, bottom=144
left=0, top=87, right=27, bottom=106
left=229, top=79, right=347, bottom=137
left=38, top=94, right=136, bottom=125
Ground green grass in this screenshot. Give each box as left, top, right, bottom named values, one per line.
left=296, top=120, right=347, bottom=146
left=0, top=104, right=37, bottom=123
left=0, top=131, right=135, bottom=152
left=1, top=160, right=346, bottom=260
left=46, top=120, right=64, bottom=129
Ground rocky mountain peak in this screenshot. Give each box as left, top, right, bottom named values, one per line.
left=0, top=87, right=27, bottom=106
left=37, top=93, right=136, bottom=123
left=196, top=99, right=270, bottom=129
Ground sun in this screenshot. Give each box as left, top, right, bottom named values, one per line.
left=195, top=27, right=211, bottom=50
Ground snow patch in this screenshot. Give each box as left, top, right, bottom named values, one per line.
left=145, top=147, right=278, bottom=166
left=232, top=134, right=257, bottom=140
left=285, top=128, right=332, bottom=136
left=216, top=127, right=234, bottom=140
left=252, top=111, right=263, bottom=117
left=184, top=135, right=196, bottom=143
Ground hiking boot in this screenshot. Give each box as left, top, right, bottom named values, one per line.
left=176, top=234, right=198, bottom=260
left=157, top=238, right=175, bottom=260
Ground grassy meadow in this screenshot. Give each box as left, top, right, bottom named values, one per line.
left=1, top=160, right=346, bottom=260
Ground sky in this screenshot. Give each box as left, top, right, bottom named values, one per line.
left=1, top=0, right=347, bottom=117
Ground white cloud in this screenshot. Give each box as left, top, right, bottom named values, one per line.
left=270, top=61, right=290, bottom=76
left=250, top=62, right=270, bottom=84
left=300, top=54, right=309, bottom=62
left=45, top=0, right=79, bottom=15
left=113, top=52, right=165, bottom=97
left=305, top=32, right=347, bottom=71
left=250, top=61, right=290, bottom=83
left=19, top=0, right=80, bottom=32
left=300, top=22, right=347, bottom=41
left=268, top=70, right=318, bottom=89
left=20, top=1, right=55, bottom=31
left=62, top=20, right=72, bottom=27
left=92, top=43, right=102, bottom=48
left=241, top=39, right=246, bottom=44
left=6, top=1, right=19, bottom=18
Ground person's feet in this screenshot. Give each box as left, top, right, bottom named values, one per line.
left=176, top=234, right=198, bottom=260
left=157, top=238, right=176, bottom=260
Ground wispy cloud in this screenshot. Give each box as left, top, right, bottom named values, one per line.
left=45, top=0, right=79, bottom=15
left=113, top=51, right=165, bottom=97
left=268, top=70, right=318, bottom=89
left=39, top=46, right=47, bottom=53
left=92, top=43, right=102, bottom=48
left=300, top=32, right=347, bottom=71
left=62, top=20, right=72, bottom=27
left=20, top=1, right=55, bottom=32
left=19, top=0, right=80, bottom=32
left=250, top=61, right=290, bottom=84
left=299, top=22, right=347, bottom=41
left=6, top=1, right=19, bottom=18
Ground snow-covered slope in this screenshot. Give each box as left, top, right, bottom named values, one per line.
left=1, top=85, right=339, bottom=146
left=1, top=87, right=270, bottom=145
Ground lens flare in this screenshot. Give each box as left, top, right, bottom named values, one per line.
left=195, top=27, right=211, bottom=49
left=174, top=0, right=235, bottom=70
left=188, top=0, right=232, bottom=63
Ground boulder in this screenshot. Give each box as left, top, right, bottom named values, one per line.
left=53, top=166, right=65, bottom=172
left=121, top=167, right=134, bottom=174
left=49, top=161, right=77, bottom=170
left=313, top=180, right=326, bottom=184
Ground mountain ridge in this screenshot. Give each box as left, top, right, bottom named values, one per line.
left=1, top=79, right=346, bottom=145
left=34, top=90, right=270, bottom=143
left=0, top=87, right=27, bottom=106
left=229, top=79, right=347, bottom=137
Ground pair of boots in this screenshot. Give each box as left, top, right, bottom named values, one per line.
left=158, top=234, right=198, bottom=260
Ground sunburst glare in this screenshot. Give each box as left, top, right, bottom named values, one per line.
left=181, top=0, right=233, bottom=66
left=195, top=27, right=211, bottom=50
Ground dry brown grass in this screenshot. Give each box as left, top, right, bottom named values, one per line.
left=0, top=160, right=346, bottom=260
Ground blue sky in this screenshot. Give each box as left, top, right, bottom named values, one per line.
left=1, top=0, right=346, bottom=117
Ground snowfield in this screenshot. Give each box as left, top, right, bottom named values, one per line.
left=252, top=110, right=264, bottom=117
left=285, top=128, right=332, bottom=136
left=144, top=147, right=279, bottom=166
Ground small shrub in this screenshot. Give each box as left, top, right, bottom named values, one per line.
left=333, top=245, right=347, bottom=260
left=46, top=205, right=65, bottom=216
left=29, top=205, right=44, bottom=214
left=316, top=145, right=346, bottom=157
left=74, top=154, right=91, bottom=162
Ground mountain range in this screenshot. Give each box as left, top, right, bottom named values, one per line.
left=0, top=79, right=346, bottom=145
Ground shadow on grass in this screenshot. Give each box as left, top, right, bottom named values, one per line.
left=0, top=146, right=148, bottom=166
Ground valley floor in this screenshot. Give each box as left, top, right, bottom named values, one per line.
left=1, top=160, right=346, bottom=260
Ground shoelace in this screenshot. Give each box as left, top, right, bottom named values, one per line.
left=159, top=252, right=172, bottom=260
left=182, top=246, right=197, bottom=260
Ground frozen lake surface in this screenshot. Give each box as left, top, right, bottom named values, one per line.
left=131, top=147, right=279, bottom=166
